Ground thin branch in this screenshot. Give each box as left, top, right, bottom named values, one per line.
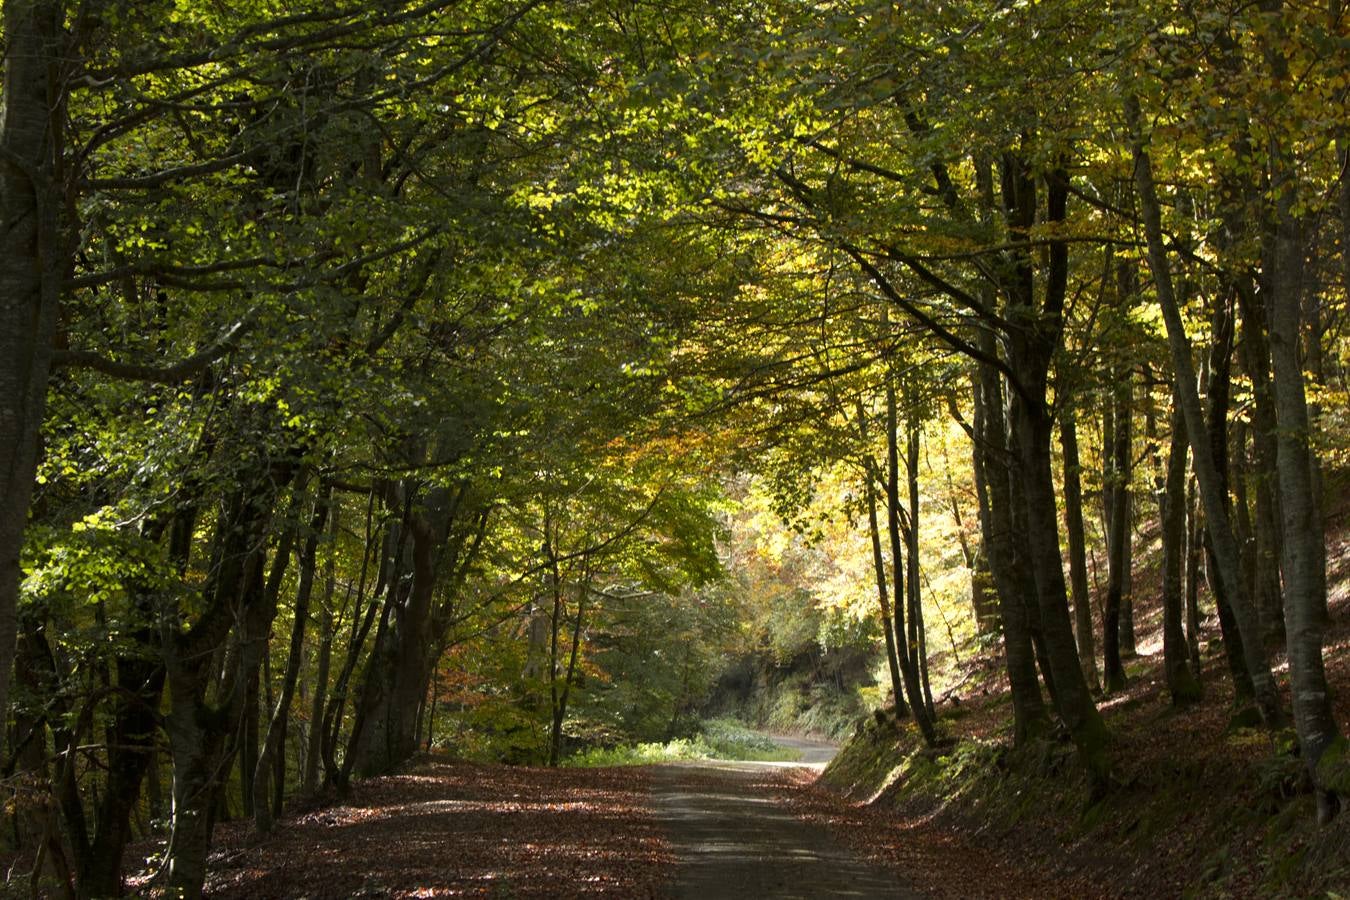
left=841, top=244, right=1033, bottom=406
left=51, top=310, right=258, bottom=383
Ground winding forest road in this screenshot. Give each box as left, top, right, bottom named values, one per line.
left=652, top=735, right=922, bottom=899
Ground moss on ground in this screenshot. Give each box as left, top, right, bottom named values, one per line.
left=818, top=707, right=1350, bottom=898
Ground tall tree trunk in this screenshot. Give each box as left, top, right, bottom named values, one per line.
left=1060, top=410, right=1101, bottom=692
left=162, top=453, right=296, bottom=899
left=1125, top=92, right=1283, bottom=728
left=905, top=409, right=936, bottom=721
left=1005, top=434, right=1060, bottom=713
left=1114, top=265, right=1138, bottom=659
left=859, top=403, right=908, bottom=720
left=549, top=577, right=589, bottom=767
left=425, top=675, right=439, bottom=751
left=948, top=448, right=998, bottom=635
left=1011, top=391, right=1106, bottom=771
left=974, top=359, right=1048, bottom=745
left=324, top=489, right=392, bottom=794
left=78, top=639, right=165, bottom=897
left=303, top=501, right=339, bottom=795
left=1000, top=158, right=1107, bottom=783
left=304, top=603, right=334, bottom=795
left=145, top=746, right=163, bottom=825
left=346, top=479, right=451, bottom=778
left=1262, top=83, right=1346, bottom=816
left=1185, top=476, right=1204, bottom=672
left=1120, top=491, right=1136, bottom=657
left=1103, top=363, right=1131, bottom=692
left=886, top=377, right=937, bottom=744
left=0, top=0, right=67, bottom=740
left=239, top=510, right=300, bottom=818
left=348, top=507, right=440, bottom=777
left=1236, top=289, right=1286, bottom=645
left=238, top=669, right=260, bottom=819
left=864, top=456, right=909, bottom=720
left=65, top=504, right=184, bottom=898
left=16, top=620, right=77, bottom=898
left=1162, top=395, right=1202, bottom=706
left=163, top=543, right=264, bottom=900
left=255, top=488, right=330, bottom=834
left=1198, top=292, right=1258, bottom=703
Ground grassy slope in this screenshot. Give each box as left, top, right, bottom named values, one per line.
left=818, top=472, right=1350, bottom=899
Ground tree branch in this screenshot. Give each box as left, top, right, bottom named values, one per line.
left=51, top=311, right=258, bottom=383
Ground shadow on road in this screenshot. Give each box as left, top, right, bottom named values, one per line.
left=652, top=734, right=923, bottom=899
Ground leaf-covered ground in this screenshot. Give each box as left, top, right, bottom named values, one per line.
left=809, top=477, right=1350, bottom=898
left=191, top=760, right=672, bottom=898
left=170, top=482, right=1350, bottom=898
left=186, top=754, right=1087, bottom=899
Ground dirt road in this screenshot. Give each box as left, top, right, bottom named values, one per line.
left=196, top=742, right=927, bottom=898
left=652, top=735, right=922, bottom=899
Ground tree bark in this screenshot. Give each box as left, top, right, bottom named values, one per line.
left=905, top=408, right=936, bottom=721
left=162, top=451, right=297, bottom=899
left=864, top=454, right=909, bottom=720
left=1125, top=91, right=1283, bottom=728
left=949, top=448, right=998, bottom=635
left=239, top=507, right=300, bottom=818
left=0, top=0, right=67, bottom=741
left=1198, top=293, right=1258, bottom=702
left=1263, top=95, right=1345, bottom=816
left=324, top=489, right=393, bottom=794
left=886, top=377, right=937, bottom=744
left=1236, top=286, right=1286, bottom=645
left=974, top=357, right=1048, bottom=745
left=1103, top=360, right=1132, bottom=691
left=549, top=576, right=589, bottom=767
left=303, top=502, right=339, bottom=795
left=255, top=488, right=330, bottom=834
left=1184, top=476, right=1204, bottom=672
left=859, top=404, right=909, bottom=720
left=1114, top=266, right=1138, bottom=659
left=78, top=633, right=165, bottom=897
left=1060, top=410, right=1101, bottom=692
left=1000, top=158, right=1108, bottom=782
left=347, top=477, right=485, bottom=777
left=1162, top=395, right=1202, bottom=706
left=348, top=501, right=442, bottom=777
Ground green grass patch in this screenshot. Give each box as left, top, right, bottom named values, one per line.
left=564, top=718, right=801, bottom=767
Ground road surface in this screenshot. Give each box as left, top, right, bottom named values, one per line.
left=652, top=733, right=922, bottom=899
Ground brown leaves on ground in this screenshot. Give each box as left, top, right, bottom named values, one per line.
left=793, top=482, right=1350, bottom=899
left=738, top=766, right=1083, bottom=900
left=195, top=759, right=672, bottom=899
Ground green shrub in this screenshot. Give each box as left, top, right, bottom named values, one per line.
left=565, top=718, right=800, bottom=766
left=700, top=717, right=800, bottom=761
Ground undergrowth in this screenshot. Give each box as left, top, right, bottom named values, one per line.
left=717, top=669, right=874, bottom=741
left=564, top=717, right=801, bottom=766
left=821, top=703, right=1350, bottom=898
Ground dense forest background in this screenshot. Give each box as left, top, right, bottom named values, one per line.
left=1, top=0, right=1348, bottom=896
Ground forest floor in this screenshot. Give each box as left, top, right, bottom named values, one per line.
left=815, top=470, right=1350, bottom=898
left=181, top=475, right=1350, bottom=898
left=196, top=759, right=673, bottom=899
left=192, top=741, right=1078, bottom=899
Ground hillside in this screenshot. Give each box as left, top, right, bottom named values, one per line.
left=815, top=472, right=1350, bottom=898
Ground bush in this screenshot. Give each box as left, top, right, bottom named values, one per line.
left=564, top=718, right=800, bottom=766
left=699, top=717, right=799, bottom=761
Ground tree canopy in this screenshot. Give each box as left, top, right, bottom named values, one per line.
left=1, top=0, right=1348, bottom=895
